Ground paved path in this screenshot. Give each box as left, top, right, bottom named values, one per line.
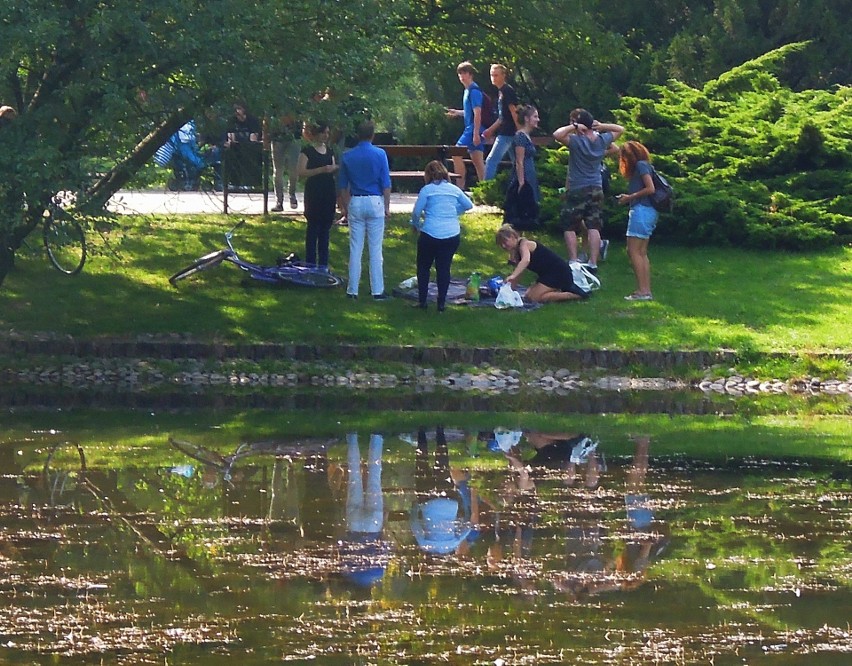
left=108, top=189, right=500, bottom=217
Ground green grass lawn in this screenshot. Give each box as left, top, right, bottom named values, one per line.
left=2, top=212, right=851, bottom=353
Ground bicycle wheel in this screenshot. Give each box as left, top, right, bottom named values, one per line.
left=279, top=268, right=343, bottom=288
left=43, top=210, right=86, bottom=275
left=169, top=249, right=230, bottom=285
left=42, top=442, right=87, bottom=507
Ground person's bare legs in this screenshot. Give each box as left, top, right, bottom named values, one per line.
left=587, top=228, right=602, bottom=266
left=525, top=282, right=582, bottom=303
left=470, top=150, right=485, bottom=184
left=584, top=452, right=601, bottom=489
left=452, top=155, right=466, bottom=190
left=626, top=236, right=651, bottom=295
left=563, top=230, right=579, bottom=262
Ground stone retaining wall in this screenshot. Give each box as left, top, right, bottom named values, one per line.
left=2, top=358, right=851, bottom=398
left=0, top=333, right=747, bottom=368
left=1, top=334, right=850, bottom=397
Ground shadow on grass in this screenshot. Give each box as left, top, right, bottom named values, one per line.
left=2, top=214, right=850, bottom=353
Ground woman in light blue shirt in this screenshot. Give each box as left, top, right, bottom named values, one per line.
left=410, top=161, right=474, bottom=311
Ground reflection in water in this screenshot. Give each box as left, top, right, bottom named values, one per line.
left=550, top=433, right=669, bottom=599
left=411, top=426, right=473, bottom=555
left=340, top=433, right=390, bottom=586
left=473, top=430, right=668, bottom=598
left=0, top=422, right=849, bottom=664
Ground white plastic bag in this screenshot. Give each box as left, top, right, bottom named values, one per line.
left=568, top=261, right=601, bottom=293
left=398, top=276, right=418, bottom=289
left=494, top=427, right=523, bottom=451
left=495, top=283, right=524, bottom=309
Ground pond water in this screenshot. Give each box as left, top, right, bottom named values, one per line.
left=0, top=411, right=850, bottom=664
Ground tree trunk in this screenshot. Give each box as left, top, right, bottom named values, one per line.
left=86, top=110, right=191, bottom=210
left=0, top=236, right=16, bottom=287
left=0, top=207, right=43, bottom=289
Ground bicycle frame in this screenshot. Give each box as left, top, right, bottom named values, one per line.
left=169, top=220, right=343, bottom=288
left=222, top=225, right=282, bottom=284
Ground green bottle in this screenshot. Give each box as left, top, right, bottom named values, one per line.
left=467, top=271, right=481, bottom=301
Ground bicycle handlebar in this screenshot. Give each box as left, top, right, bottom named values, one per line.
left=224, top=220, right=246, bottom=253
left=225, top=219, right=246, bottom=238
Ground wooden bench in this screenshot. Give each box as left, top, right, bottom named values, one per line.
left=376, top=144, right=472, bottom=160
left=386, top=169, right=462, bottom=184
left=377, top=139, right=557, bottom=185
left=377, top=145, right=468, bottom=185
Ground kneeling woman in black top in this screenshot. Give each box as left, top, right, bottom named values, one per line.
left=495, top=224, right=588, bottom=303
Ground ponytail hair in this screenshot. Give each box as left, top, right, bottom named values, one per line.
left=516, top=104, right=538, bottom=126
left=495, top=223, right=520, bottom=246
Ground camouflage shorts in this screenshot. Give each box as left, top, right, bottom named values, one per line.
left=559, top=186, right=605, bottom=233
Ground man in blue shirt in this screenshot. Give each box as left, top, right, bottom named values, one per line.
left=446, top=61, right=486, bottom=191
left=338, top=121, right=392, bottom=299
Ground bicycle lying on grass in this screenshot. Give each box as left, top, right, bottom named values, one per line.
left=169, top=437, right=333, bottom=483
left=169, top=220, right=344, bottom=288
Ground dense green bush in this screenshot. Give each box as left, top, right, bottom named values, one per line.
left=481, top=44, right=851, bottom=250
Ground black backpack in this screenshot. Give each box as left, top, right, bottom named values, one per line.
left=650, top=168, right=674, bottom=213
left=600, top=163, right=611, bottom=196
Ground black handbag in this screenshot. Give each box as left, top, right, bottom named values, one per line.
left=502, top=181, right=540, bottom=231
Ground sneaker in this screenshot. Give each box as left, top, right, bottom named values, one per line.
left=585, top=264, right=598, bottom=276
left=624, top=293, right=653, bottom=301
left=346, top=293, right=358, bottom=300
left=599, top=239, right=609, bottom=261
left=271, top=203, right=284, bottom=212
left=372, top=293, right=391, bottom=301
left=289, top=195, right=298, bottom=209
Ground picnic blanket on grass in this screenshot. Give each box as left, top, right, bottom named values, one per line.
left=392, top=278, right=540, bottom=310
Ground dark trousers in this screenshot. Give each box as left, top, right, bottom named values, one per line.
left=416, top=232, right=460, bottom=307
left=415, top=426, right=453, bottom=499
left=305, top=212, right=333, bottom=267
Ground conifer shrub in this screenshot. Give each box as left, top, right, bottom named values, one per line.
left=482, top=44, right=851, bottom=250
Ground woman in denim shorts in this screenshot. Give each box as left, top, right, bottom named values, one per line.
left=616, top=141, right=658, bottom=301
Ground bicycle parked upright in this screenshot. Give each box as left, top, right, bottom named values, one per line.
left=41, top=196, right=88, bottom=275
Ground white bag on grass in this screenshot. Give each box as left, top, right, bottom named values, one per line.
left=568, top=261, right=601, bottom=293
left=495, top=283, right=524, bottom=309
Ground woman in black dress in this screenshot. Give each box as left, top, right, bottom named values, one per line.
left=297, top=122, right=338, bottom=268
left=495, top=224, right=588, bottom=303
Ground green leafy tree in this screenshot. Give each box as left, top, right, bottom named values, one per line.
left=389, top=1, right=851, bottom=138
left=0, top=0, right=395, bottom=287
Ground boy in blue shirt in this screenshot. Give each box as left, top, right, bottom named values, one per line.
left=446, top=61, right=486, bottom=191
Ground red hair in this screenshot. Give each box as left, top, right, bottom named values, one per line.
left=619, top=141, right=651, bottom=178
